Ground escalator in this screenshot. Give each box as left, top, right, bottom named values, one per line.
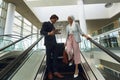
left=0, top=34, right=119, bottom=80
left=42, top=37, right=120, bottom=80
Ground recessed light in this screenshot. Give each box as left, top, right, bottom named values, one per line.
left=105, top=3, right=113, bottom=8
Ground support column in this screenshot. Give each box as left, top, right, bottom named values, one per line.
left=4, top=3, right=16, bottom=34
left=78, top=0, right=87, bottom=34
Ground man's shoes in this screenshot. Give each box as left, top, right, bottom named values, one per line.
left=54, top=72, right=64, bottom=78
left=48, top=72, right=53, bottom=80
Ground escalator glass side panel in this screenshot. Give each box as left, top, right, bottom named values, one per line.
left=0, top=34, right=39, bottom=52
left=92, top=28, right=120, bottom=49
left=80, top=36, right=120, bottom=80
left=0, top=35, right=22, bottom=49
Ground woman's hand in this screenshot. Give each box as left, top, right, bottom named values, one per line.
left=64, top=43, right=67, bottom=46
left=83, top=34, right=90, bottom=39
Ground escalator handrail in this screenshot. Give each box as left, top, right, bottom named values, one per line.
left=0, top=34, right=23, bottom=40
left=0, top=36, right=43, bottom=79
left=0, top=33, right=37, bottom=51
left=0, top=34, right=23, bottom=38
left=88, top=38, right=120, bottom=63
left=34, top=54, right=46, bottom=80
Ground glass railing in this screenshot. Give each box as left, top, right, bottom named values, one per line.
left=92, top=27, right=120, bottom=49
left=0, top=33, right=39, bottom=64
left=0, top=34, right=38, bottom=51
left=0, top=39, right=13, bottom=49
left=0, top=34, right=22, bottom=48
left=80, top=36, right=120, bottom=80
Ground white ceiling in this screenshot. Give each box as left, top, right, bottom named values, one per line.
left=24, top=0, right=120, bottom=22
left=24, top=0, right=120, bottom=7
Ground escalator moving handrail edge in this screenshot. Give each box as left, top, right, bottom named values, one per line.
left=0, top=34, right=23, bottom=38
left=34, top=54, right=46, bottom=80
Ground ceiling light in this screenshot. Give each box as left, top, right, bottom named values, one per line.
left=105, top=3, right=113, bottom=8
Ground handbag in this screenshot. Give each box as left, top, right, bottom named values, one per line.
left=62, top=50, right=68, bottom=64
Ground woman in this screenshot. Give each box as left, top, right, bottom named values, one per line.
left=65, top=15, right=89, bottom=78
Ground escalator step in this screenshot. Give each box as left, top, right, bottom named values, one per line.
left=0, top=57, right=16, bottom=72
left=57, top=73, right=84, bottom=80
left=45, top=72, right=85, bottom=80
left=44, top=64, right=86, bottom=80
left=5, top=57, right=15, bottom=62
left=0, top=63, right=8, bottom=68
left=44, top=59, right=87, bottom=80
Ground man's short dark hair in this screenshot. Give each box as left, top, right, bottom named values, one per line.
left=50, top=14, right=59, bottom=20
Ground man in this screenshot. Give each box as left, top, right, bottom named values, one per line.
left=40, top=14, right=64, bottom=80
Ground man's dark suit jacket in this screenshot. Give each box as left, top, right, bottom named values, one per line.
left=40, top=22, right=57, bottom=46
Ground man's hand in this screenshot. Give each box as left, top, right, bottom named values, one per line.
left=54, top=29, right=61, bottom=34
left=48, top=30, right=55, bottom=36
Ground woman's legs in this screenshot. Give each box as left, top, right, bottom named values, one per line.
left=75, top=64, right=79, bottom=74
left=66, top=35, right=81, bottom=77
left=72, top=36, right=81, bottom=77
left=66, top=36, right=73, bottom=61
left=72, top=40, right=81, bottom=65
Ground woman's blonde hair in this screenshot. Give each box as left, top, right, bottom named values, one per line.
left=68, top=15, right=75, bottom=20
